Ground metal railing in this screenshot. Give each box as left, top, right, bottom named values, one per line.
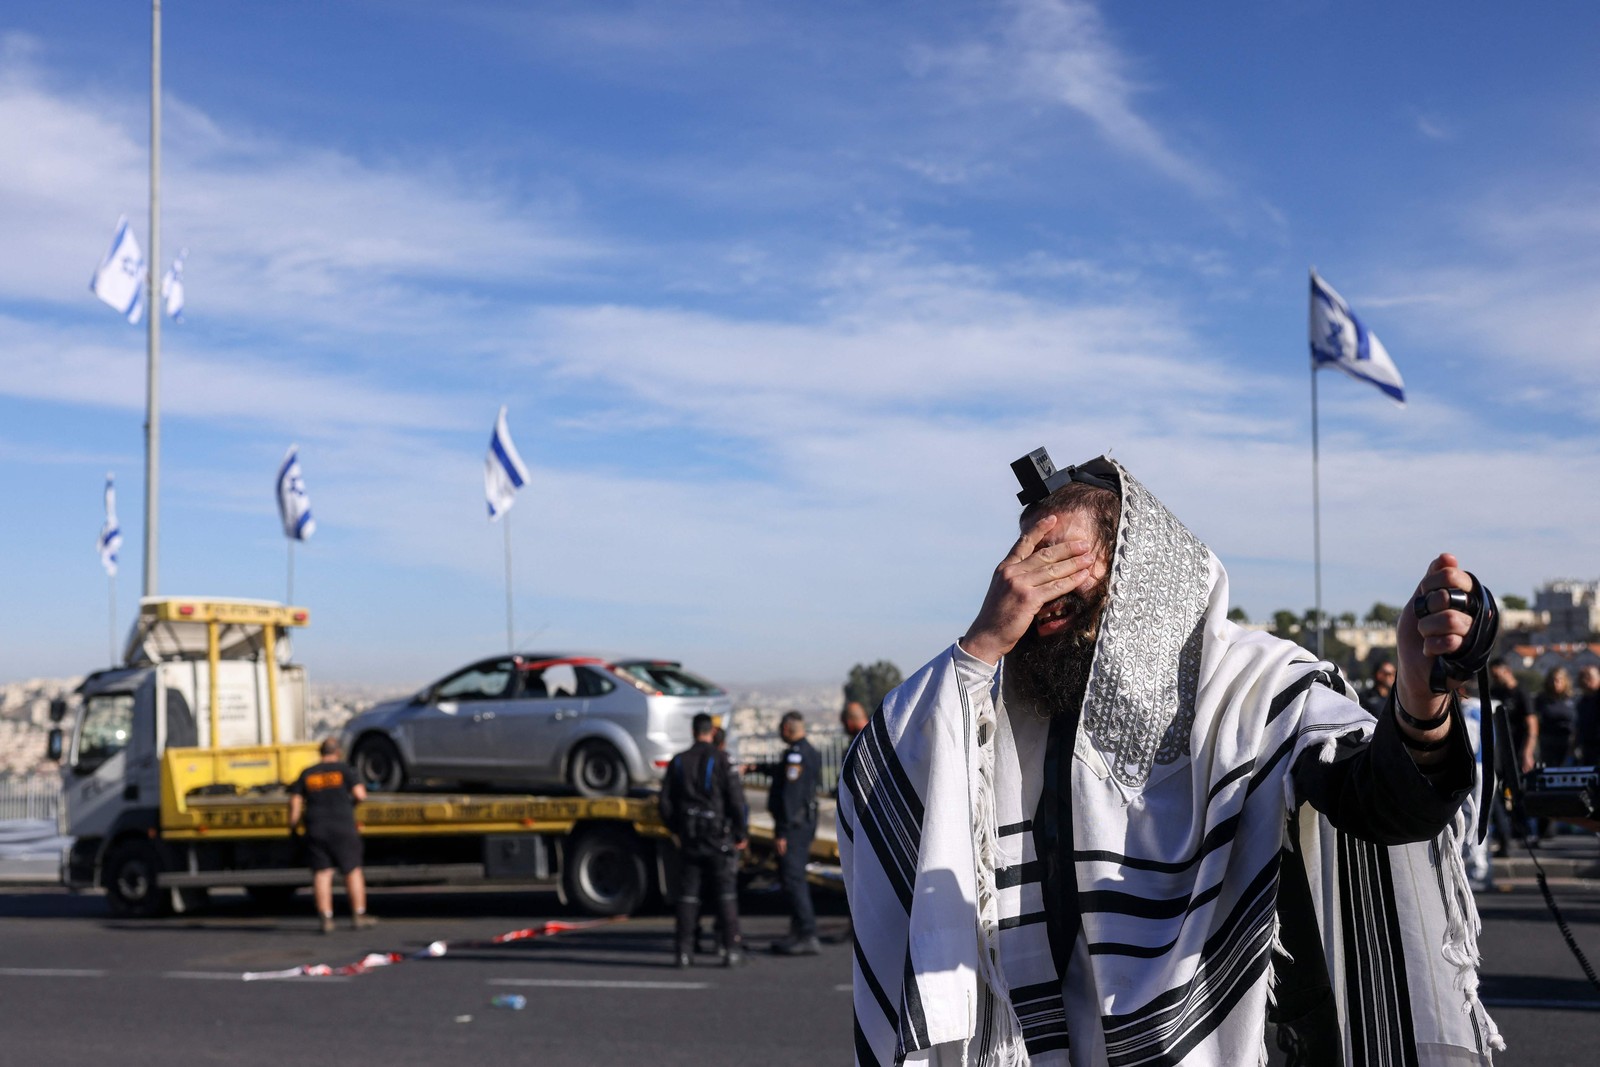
left=739, top=732, right=851, bottom=794
left=0, top=778, right=60, bottom=822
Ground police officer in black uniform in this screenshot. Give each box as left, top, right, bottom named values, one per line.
left=758, top=710, right=822, bottom=955
left=660, top=713, right=748, bottom=968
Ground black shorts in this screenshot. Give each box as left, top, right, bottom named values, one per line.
left=306, top=830, right=362, bottom=875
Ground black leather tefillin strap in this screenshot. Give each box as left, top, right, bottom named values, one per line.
left=1418, top=571, right=1499, bottom=843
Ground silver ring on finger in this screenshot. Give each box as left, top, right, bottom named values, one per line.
left=1413, top=592, right=1433, bottom=618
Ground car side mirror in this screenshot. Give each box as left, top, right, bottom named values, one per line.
left=46, top=728, right=64, bottom=762
left=49, top=697, right=68, bottom=723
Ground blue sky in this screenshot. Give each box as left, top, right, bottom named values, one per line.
left=3, top=1, right=1598, bottom=686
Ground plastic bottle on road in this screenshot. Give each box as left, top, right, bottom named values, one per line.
left=490, top=994, right=527, bottom=1010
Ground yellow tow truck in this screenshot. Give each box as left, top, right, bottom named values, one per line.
left=48, top=597, right=834, bottom=917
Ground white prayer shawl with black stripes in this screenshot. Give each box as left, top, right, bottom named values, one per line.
left=840, top=460, right=1500, bottom=1067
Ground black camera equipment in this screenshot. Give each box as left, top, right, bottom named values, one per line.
left=1522, top=764, right=1600, bottom=822
left=1010, top=448, right=1118, bottom=507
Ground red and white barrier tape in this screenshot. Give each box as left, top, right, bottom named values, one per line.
left=241, top=917, right=626, bottom=981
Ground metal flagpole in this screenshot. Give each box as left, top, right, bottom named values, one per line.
left=108, top=575, right=118, bottom=666
left=287, top=540, right=295, bottom=604
left=142, top=0, right=162, bottom=598
left=1310, top=361, right=1324, bottom=660
left=503, top=514, right=516, bottom=652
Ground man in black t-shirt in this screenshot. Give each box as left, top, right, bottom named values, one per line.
left=288, top=738, right=374, bottom=934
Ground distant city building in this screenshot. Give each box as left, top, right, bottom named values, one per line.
left=1533, top=579, right=1600, bottom=642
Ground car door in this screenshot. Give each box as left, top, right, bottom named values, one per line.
left=401, top=658, right=518, bottom=779
left=490, top=663, right=590, bottom=784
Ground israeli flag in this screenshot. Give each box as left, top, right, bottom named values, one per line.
left=161, top=250, right=186, bottom=322
left=97, top=474, right=122, bottom=577
left=1309, top=269, right=1405, bottom=405
left=90, top=216, right=146, bottom=324
left=276, top=445, right=316, bottom=541
left=484, top=405, right=529, bottom=520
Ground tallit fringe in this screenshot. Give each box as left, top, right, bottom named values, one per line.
left=971, top=691, right=1029, bottom=1065
left=1262, top=811, right=1298, bottom=1067
left=1435, top=810, right=1505, bottom=1057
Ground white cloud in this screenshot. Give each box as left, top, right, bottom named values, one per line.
left=908, top=0, right=1226, bottom=200
left=1368, top=188, right=1600, bottom=413
left=0, top=314, right=469, bottom=433
left=0, top=38, right=609, bottom=340
left=1412, top=112, right=1453, bottom=141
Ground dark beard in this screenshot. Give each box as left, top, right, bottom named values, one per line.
left=1007, top=620, right=1099, bottom=719
left=1001, top=564, right=1110, bottom=718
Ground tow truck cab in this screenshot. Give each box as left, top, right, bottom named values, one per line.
left=50, top=597, right=309, bottom=911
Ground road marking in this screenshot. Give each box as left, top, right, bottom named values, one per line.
left=489, top=978, right=710, bottom=991
left=1481, top=996, right=1600, bottom=1011
left=0, top=967, right=107, bottom=978
left=164, top=971, right=351, bottom=983
left=834, top=984, right=852, bottom=992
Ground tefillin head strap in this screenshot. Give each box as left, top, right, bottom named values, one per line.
left=1010, top=447, right=1119, bottom=507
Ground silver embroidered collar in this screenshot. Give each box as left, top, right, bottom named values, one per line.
left=1080, top=460, right=1213, bottom=788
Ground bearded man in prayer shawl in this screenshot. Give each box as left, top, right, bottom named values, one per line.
left=841, top=455, right=1501, bottom=1067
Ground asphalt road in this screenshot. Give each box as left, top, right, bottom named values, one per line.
left=0, top=885, right=855, bottom=1067
left=2, top=879, right=1596, bottom=1065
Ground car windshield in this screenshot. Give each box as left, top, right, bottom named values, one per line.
left=77, top=692, right=135, bottom=772
left=615, top=663, right=722, bottom=696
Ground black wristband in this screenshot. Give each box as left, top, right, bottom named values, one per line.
left=1400, top=730, right=1451, bottom=754
left=1395, top=697, right=1450, bottom=732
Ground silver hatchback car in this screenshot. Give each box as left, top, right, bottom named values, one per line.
left=340, top=654, right=733, bottom=796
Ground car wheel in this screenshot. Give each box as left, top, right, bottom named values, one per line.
left=352, top=735, right=407, bottom=792
left=104, top=839, right=171, bottom=918
left=563, top=826, right=648, bottom=916
left=569, top=741, right=628, bottom=798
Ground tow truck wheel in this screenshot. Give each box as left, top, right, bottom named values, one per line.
left=569, top=741, right=628, bottom=798
left=352, top=735, right=407, bottom=792
left=563, top=826, right=648, bottom=916
left=104, top=840, right=171, bottom=918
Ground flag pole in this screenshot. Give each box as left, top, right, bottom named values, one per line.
left=503, top=514, right=515, bottom=652
left=287, top=539, right=294, bottom=604
left=108, top=574, right=117, bottom=667
left=1310, top=361, right=1324, bottom=660
left=142, top=0, right=162, bottom=598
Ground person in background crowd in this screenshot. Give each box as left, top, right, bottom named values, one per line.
left=1575, top=665, right=1600, bottom=764
left=840, top=700, right=870, bottom=741
left=287, top=737, right=375, bottom=934
left=1535, top=666, right=1578, bottom=839
left=751, top=710, right=821, bottom=956
left=660, top=713, right=748, bottom=968
left=1460, top=684, right=1493, bottom=892
left=1488, top=658, right=1538, bottom=851
left=695, top=726, right=744, bottom=956
left=1361, top=658, right=1396, bottom=717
